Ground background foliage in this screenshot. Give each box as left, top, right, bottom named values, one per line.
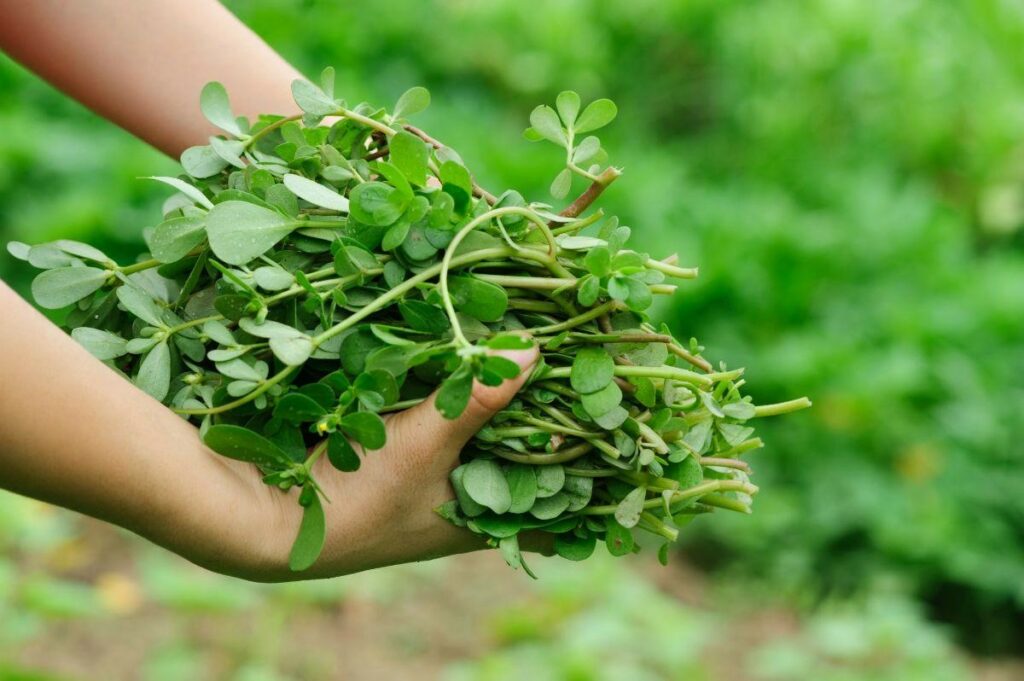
left=1, top=0, right=1022, bottom=677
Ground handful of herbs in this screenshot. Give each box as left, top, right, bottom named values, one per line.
left=9, top=70, right=810, bottom=574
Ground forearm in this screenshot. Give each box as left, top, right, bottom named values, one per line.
left=0, top=283, right=278, bottom=575
left=0, top=0, right=302, bottom=157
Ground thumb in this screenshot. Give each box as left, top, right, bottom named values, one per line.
left=391, top=345, right=539, bottom=458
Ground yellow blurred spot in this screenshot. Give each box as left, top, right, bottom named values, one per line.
left=46, top=538, right=94, bottom=572
left=95, top=572, right=144, bottom=616
left=895, top=443, right=942, bottom=483
left=818, top=394, right=858, bottom=432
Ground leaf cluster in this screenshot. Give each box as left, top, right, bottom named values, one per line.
left=8, top=72, right=808, bottom=573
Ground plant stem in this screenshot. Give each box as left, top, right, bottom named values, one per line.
left=173, top=366, right=296, bottom=416
left=700, top=457, right=752, bottom=473
left=544, top=364, right=713, bottom=387
left=583, top=479, right=758, bottom=515
left=644, top=258, right=699, bottom=279
left=753, top=397, right=812, bottom=417
left=474, top=274, right=577, bottom=290
left=528, top=300, right=619, bottom=335
left=717, top=438, right=765, bottom=457
left=304, top=438, right=329, bottom=472
left=553, top=166, right=621, bottom=225
left=118, top=258, right=163, bottom=275
left=491, top=441, right=593, bottom=465
left=314, top=245, right=555, bottom=347
left=243, top=114, right=304, bottom=149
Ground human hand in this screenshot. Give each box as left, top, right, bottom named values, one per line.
left=203, top=345, right=540, bottom=582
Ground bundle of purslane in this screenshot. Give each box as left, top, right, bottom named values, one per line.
left=9, top=70, right=810, bottom=574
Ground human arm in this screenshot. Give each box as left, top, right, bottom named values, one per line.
left=0, top=0, right=302, bottom=157
left=0, top=282, right=537, bottom=580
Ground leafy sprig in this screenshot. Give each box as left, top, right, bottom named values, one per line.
left=8, top=70, right=811, bottom=574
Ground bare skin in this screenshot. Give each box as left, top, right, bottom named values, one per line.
left=0, top=1, right=540, bottom=581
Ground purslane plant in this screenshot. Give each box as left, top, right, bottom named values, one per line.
left=8, top=69, right=810, bottom=575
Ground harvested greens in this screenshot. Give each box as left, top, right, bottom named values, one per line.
left=9, top=71, right=810, bottom=574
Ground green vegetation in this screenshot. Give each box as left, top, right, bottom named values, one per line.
left=11, top=77, right=807, bottom=571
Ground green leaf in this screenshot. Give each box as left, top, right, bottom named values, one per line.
left=439, top=160, right=472, bottom=195
left=252, top=266, right=294, bottom=291
left=274, top=393, right=327, bottom=422
left=327, top=431, right=361, bottom=471
left=200, top=82, right=242, bottom=136
left=529, top=105, right=567, bottom=147
left=462, top=459, right=512, bottom=514
left=283, top=174, right=349, bottom=212
left=722, top=401, right=756, bottom=421
left=592, top=404, right=629, bottom=430
left=450, top=465, right=488, bottom=517
left=6, top=240, right=30, bottom=261
left=506, top=464, right=538, bottom=513
left=605, top=518, right=635, bottom=557
left=556, top=91, right=581, bottom=128
left=535, top=464, right=565, bottom=498
left=289, top=492, right=326, bottom=571
left=181, top=144, right=229, bottom=179
left=555, top=533, right=595, bottom=561
left=666, top=454, right=704, bottom=490
left=382, top=221, right=411, bottom=251
left=550, top=167, right=572, bottom=199
left=572, top=135, right=601, bottom=165
left=448, top=275, right=508, bottom=322
left=349, top=182, right=405, bottom=226
left=320, top=66, right=336, bottom=98
left=270, top=335, right=314, bottom=366
left=203, top=424, right=292, bottom=467
left=71, top=327, right=127, bottom=360
left=116, top=283, right=166, bottom=326
left=209, top=136, right=246, bottom=169
left=291, top=79, right=337, bottom=116
left=471, top=513, right=523, bottom=539
left=389, top=131, right=430, bottom=186
left=136, top=341, right=171, bottom=401
left=581, top=381, right=622, bottom=418
left=398, top=299, right=450, bottom=334
left=585, top=245, right=606, bottom=274
left=614, top=487, right=646, bottom=529
left=574, top=99, right=618, bottom=134
left=436, top=364, right=473, bottom=419
left=529, top=492, right=569, bottom=520
left=576, top=275, right=599, bottom=306
left=570, top=346, right=614, bottom=394
left=393, top=86, right=430, bottom=120
left=206, top=201, right=298, bottom=265
left=144, top=176, right=213, bottom=210
left=31, top=267, right=108, bottom=309
left=485, top=335, right=535, bottom=350
left=563, top=475, right=594, bottom=512
left=54, top=239, right=109, bottom=263
left=483, top=355, right=521, bottom=380
left=149, top=216, right=205, bottom=263
left=340, top=411, right=386, bottom=449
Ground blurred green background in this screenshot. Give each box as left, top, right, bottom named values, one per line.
left=2, top=0, right=1023, bottom=679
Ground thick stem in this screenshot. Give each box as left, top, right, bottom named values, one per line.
left=544, top=364, right=713, bottom=387
left=552, top=166, right=621, bottom=226
left=753, top=397, right=812, bottom=417
left=491, top=441, right=593, bottom=465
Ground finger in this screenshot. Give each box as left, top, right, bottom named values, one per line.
left=390, top=345, right=539, bottom=459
